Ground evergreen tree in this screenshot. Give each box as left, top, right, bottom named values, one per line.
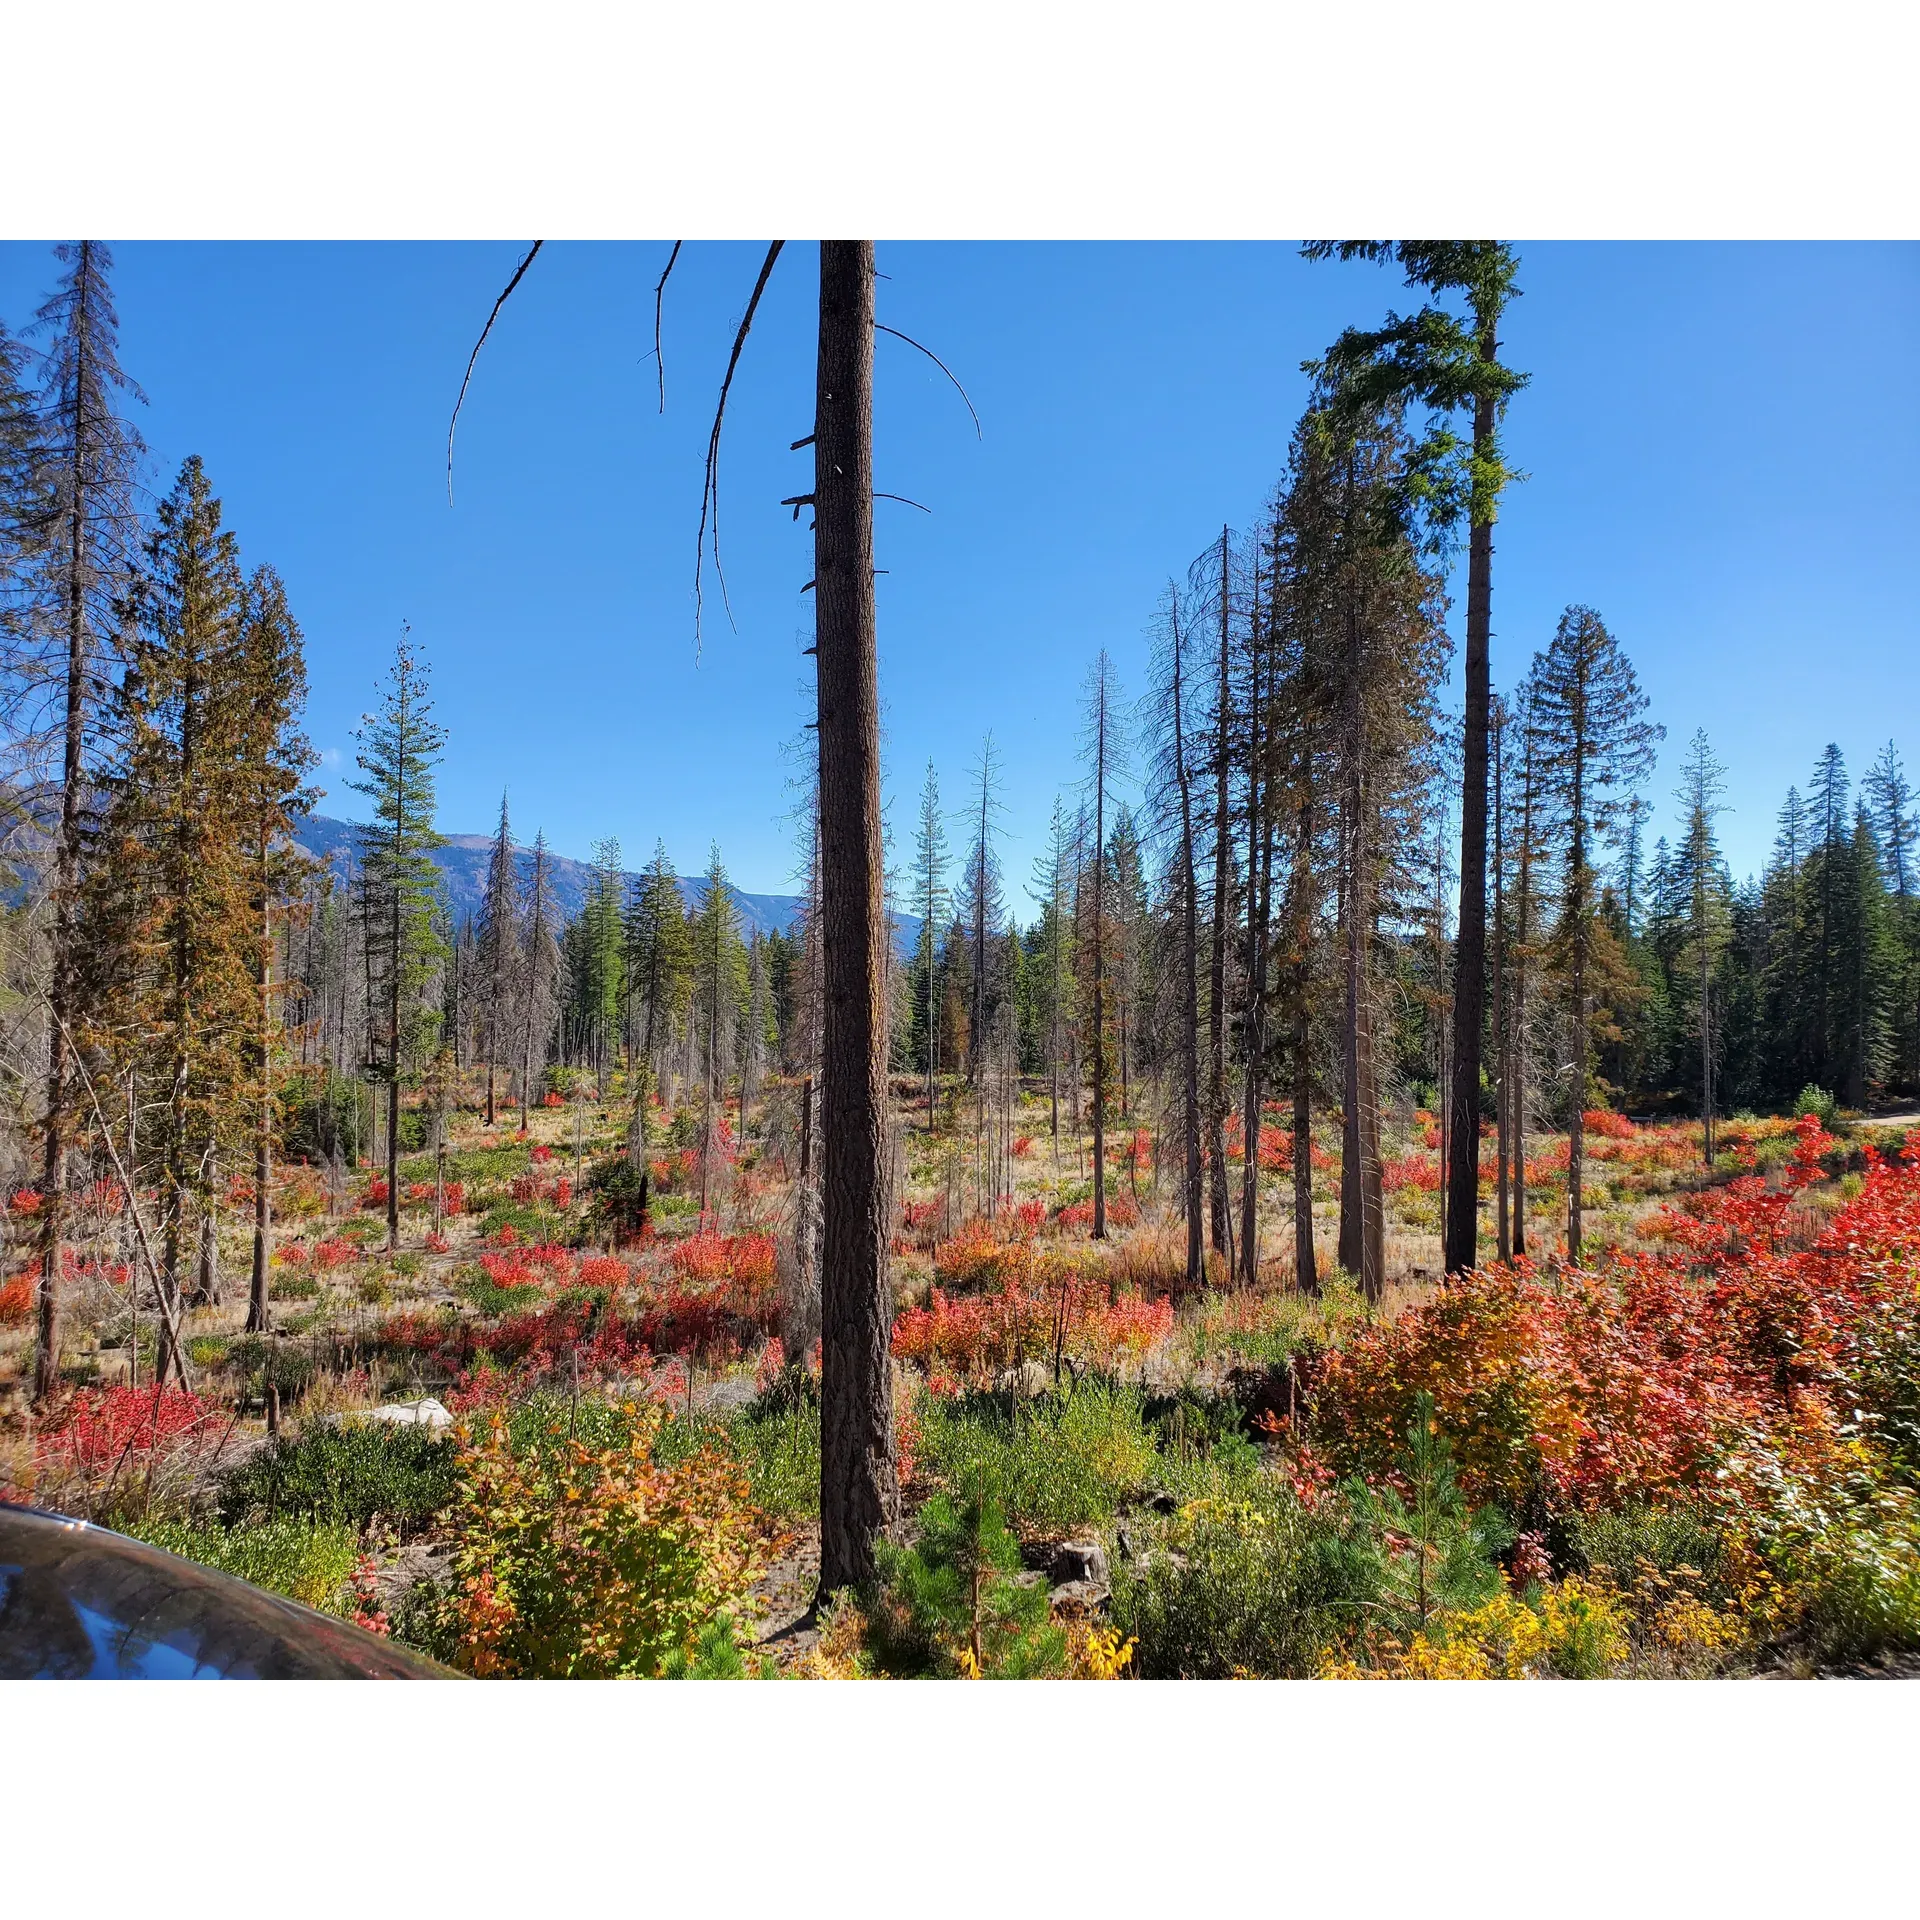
left=1832, top=806, right=1896, bottom=1108
left=350, top=626, right=447, bottom=1253
left=1527, top=605, right=1659, bottom=1253
left=236, top=565, right=316, bottom=1335
left=517, top=830, right=562, bottom=1126
left=911, top=760, right=950, bottom=1129
left=959, top=735, right=1006, bottom=1083
left=1078, top=652, right=1126, bottom=1238
left=476, top=791, right=518, bottom=1125
left=693, top=844, right=745, bottom=1215
left=1863, top=741, right=1918, bottom=1089
left=18, top=242, right=148, bottom=1403
left=1672, top=730, right=1733, bottom=1160
left=1305, top=240, right=1528, bottom=1277
left=83, top=458, right=255, bottom=1369
left=623, top=840, right=693, bottom=1159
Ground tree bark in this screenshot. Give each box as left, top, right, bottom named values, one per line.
left=1172, top=616, right=1204, bottom=1292
left=1207, top=529, right=1232, bottom=1259
left=1091, top=679, right=1108, bottom=1240
left=33, top=246, right=98, bottom=1405
left=814, top=241, right=899, bottom=1596
left=1444, top=369, right=1498, bottom=1276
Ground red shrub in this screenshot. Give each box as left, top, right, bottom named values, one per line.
left=36, top=1386, right=220, bottom=1476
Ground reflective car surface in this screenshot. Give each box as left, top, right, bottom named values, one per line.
left=0, top=1503, right=455, bottom=1678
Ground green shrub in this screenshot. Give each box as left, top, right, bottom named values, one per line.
left=1795, top=1084, right=1839, bottom=1130
left=225, top=1334, right=320, bottom=1403
left=1111, top=1484, right=1381, bottom=1678
left=461, top=1270, right=542, bottom=1316
left=917, top=1380, right=1159, bottom=1531
left=270, top=1272, right=320, bottom=1301
left=126, top=1514, right=359, bottom=1614
left=1570, top=1501, right=1725, bottom=1587
left=218, top=1419, right=458, bottom=1535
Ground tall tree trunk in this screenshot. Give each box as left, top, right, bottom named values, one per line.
left=33, top=248, right=97, bottom=1404
left=1700, top=943, right=1715, bottom=1167
left=249, top=892, right=275, bottom=1331
left=1173, top=618, right=1204, bottom=1292
left=1291, top=785, right=1318, bottom=1294
left=1337, top=572, right=1384, bottom=1302
left=1207, top=528, right=1232, bottom=1258
left=1239, top=637, right=1276, bottom=1288
left=1091, top=685, right=1108, bottom=1240
left=1492, top=716, right=1510, bottom=1264
left=386, top=885, right=401, bottom=1252
left=814, top=241, right=899, bottom=1597
left=1443, top=371, right=1497, bottom=1275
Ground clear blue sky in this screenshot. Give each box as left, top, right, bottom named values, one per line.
left=2, top=241, right=1914, bottom=900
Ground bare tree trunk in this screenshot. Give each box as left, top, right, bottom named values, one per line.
left=1291, top=784, right=1318, bottom=1295
left=814, top=241, right=898, bottom=1597
left=1207, top=529, right=1233, bottom=1260
left=1091, top=680, right=1108, bottom=1240
left=1700, top=945, right=1715, bottom=1168
left=1443, top=373, right=1497, bottom=1275
left=1492, top=713, right=1510, bottom=1265
left=248, top=884, right=274, bottom=1333
left=1173, top=614, right=1204, bottom=1292
left=1239, top=635, right=1276, bottom=1288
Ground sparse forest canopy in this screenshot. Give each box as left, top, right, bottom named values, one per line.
left=2, top=237, right=1919, bottom=1689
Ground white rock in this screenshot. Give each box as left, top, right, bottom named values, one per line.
left=331, top=1397, right=453, bottom=1432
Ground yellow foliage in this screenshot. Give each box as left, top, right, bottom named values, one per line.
left=1320, top=1578, right=1629, bottom=1680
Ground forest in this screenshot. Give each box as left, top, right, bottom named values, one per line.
left=3, top=238, right=1919, bottom=1681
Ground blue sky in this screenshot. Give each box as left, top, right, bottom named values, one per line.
left=2, top=240, right=1914, bottom=900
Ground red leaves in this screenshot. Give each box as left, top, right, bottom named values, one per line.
left=893, top=1275, right=1171, bottom=1378
left=35, top=1385, right=220, bottom=1476
left=1313, top=1120, right=1920, bottom=1524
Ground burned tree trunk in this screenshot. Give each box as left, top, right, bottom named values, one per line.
left=814, top=241, right=899, bottom=1597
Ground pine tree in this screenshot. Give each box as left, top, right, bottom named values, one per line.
left=1862, top=741, right=1918, bottom=1089
left=84, top=457, right=256, bottom=1370
left=350, top=626, right=447, bottom=1253
left=1305, top=241, right=1527, bottom=1277
left=1833, top=806, right=1896, bottom=1108
left=1079, top=652, right=1126, bottom=1238
left=960, top=735, right=1006, bottom=1085
left=476, top=791, right=518, bottom=1126
left=1527, top=605, right=1659, bottom=1253
left=694, top=843, right=745, bottom=1217
left=517, top=830, right=562, bottom=1127
left=1142, top=580, right=1206, bottom=1289
left=911, top=760, right=950, bottom=1130
left=624, top=840, right=693, bottom=1162
left=236, top=565, right=316, bottom=1335
left=18, top=241, right=148, bottom=1403
left=1672, top=730, right=1732, bottom=1161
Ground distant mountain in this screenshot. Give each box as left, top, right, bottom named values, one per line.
left=293, top=816, right=921, bottom=952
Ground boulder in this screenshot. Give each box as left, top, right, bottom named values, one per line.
left=331, top=1397, right=453, bottom=1433
left=993, top=1360, right=1053, bottom=1399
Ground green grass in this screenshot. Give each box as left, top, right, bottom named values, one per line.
left=124, top=1514, right=360, bottom=1614
left=916, top=1379, right=1159, bottom=1532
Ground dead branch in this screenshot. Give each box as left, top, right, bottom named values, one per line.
left=651, top=240, right=682, bottom=413
left=695, top=240, right=785, bottom=653
left=874, top=322, right=982, bottom=438
left=446, top=240, right=545, bottom=506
